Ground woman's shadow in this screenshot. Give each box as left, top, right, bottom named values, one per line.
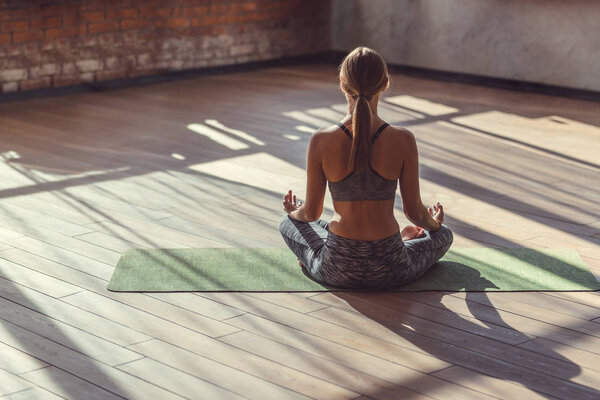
left=329, top=262, right=600, bottom=400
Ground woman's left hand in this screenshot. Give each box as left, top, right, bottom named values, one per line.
left=401, top=224, right=425, bottom=241
left=283, top=190, right=303, bottom=214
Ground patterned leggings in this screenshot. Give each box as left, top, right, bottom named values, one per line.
left=279, top=215, right=454, bottom=290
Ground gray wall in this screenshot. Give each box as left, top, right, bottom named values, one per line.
left=332, top=0, right=600, bottom=91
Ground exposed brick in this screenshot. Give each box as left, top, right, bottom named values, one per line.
left=82, top=35, right=98, bottom=47
left=1, top=20, right=29, bottom=33
left=38, top=4, right=61, bottom=17
left=63, top=13, right=82, bottom=26
left=169, top=59, right=184, bottom=69
left=191, top=16, right=220, bottom=26
left=0, top=68, right=27, bottom=81
left=96, top=69, right=128, bottom=81
left=62, top=63, right=77, bottom=75
left=154, top=18, right=188, bottom=29
left=81, top=11, right=105, bottom=22
left=176, top=6, right=208, bottom=17
left=154, top=60, right=170, bottom=69
left=22, top=43, right=40, bottom=55
left=119, top=8, right=139, bottom=19
left=30, top=16, right=61, bottom=30
left=120, top=19, right=151, bottom=30
left=45, top=25, right=87, bottom=39
left=29, top=63, right=60, bottom=79
left=99, top=33, right=117, bottom=45
left=88, top=20, right=119, bottom=34
left=20, top=77, right=52, bottom=91
left=230, top=43, right=255, bottom=56
left=241, top=3, right=258, bottom=12
left=52, top=75, right=83, bottom=87
left=104, top=56, right=120, bottom=70
left=2, top=82, right=18, bottom=93
left=39, top=40, right=55, bottom=51
left=210, top=4, right=230, bottom=14
left=137, top=53, right=151, bottom=66
left=76, top=59, right=103, bottom=72
left=0, top=0, right=331, bottom=93
left=140, top=7, right=172, bottom=18
left=80, top=72, right=95, bottom=82
left=9, top=9, right=27, bottom=20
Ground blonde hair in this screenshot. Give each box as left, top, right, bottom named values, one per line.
left=338, top=47, right=390, bottom=171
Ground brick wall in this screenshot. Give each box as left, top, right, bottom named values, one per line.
left=0, top=0, right=331, bottom=93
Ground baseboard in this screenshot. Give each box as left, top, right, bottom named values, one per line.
left=2, top=49, right=598, bottom=103
left=0, top=50, right=335, bottom=103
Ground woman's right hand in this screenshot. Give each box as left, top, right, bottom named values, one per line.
left=428, top=202, right=444, bottom=228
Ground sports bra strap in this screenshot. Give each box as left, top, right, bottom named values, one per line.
left=372, top=122, right=389, bottom=142
left=336, top=122, right=389, bottom=143
left=336, top=122, right=352, bottom=139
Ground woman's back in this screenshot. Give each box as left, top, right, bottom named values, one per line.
left=319, top=118, right=410, bottom=240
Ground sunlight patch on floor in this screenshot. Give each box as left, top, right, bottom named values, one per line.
left=294, top=125, right=317, bottom=134
left=282, top=111, right=331, bottom=127
left=384, top=95, right=458, bottom=116
left=187, top=152, right=306, bottom=196
left=204, top=119, right=265, bottom=146
left=283, top=134, right=301, bottom=140
left=187, top=123, right=249, bottom=150
left=451, top=111, right=600, bottom=166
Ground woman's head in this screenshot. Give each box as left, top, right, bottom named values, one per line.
left=338, top=47, right=390, bottom=171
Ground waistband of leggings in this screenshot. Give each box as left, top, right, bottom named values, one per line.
left=325, top=229, right=403, bottom=250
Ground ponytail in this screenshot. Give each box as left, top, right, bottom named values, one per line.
left=339, top=47, right=390, bottom=171
left=349, top=95, right=372, bottom=171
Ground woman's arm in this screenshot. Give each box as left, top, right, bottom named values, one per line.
left=286, top=132, right=327, bottom=222
left=399, top=130, right=442, bottom=231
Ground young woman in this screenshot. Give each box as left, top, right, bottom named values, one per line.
left=279, top=46, right=453, bottom=290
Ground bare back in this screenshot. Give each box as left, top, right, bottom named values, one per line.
left=319, top=119, right=411, bottom=240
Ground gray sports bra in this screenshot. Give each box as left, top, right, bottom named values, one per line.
left=328, top=122, right=398, bottom=202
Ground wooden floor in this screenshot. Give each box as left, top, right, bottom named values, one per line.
left=0, top=62, right=599, bottom=400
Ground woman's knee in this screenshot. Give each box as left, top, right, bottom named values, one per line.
left=278, top=214, right=292, bottom=236
left=434, top=224, right=454, bottom=246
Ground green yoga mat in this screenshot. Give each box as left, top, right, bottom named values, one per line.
left=107, top=247, right=599, bottom=292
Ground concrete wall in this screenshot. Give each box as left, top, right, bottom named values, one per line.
left=332, top=0, right=600, bottom=91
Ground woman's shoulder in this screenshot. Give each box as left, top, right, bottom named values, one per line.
left=379, top=124, right=416, bottom=149
left=386, top=123, right=414, bottom=138
left=312, top=122, right=415, bottom=143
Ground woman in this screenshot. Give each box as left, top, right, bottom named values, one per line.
left=279, top=46, right=453, bottom=290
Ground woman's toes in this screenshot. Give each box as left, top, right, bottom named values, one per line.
left=298, top=259, right=305, bottom=268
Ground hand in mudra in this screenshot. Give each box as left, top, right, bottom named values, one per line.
left=401, top=225, right=425, bottom=241
left=282, top=190, right=302, bottom=214
left=428, top=201, right=444, bottom=225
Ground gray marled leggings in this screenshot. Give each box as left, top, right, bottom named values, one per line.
left=279, top=215, right=453, bottom=290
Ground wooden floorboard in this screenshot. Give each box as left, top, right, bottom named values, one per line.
left=0, top=62, right=599, bottom=399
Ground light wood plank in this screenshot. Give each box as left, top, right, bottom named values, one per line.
left=307, top=302, right=600, bottom=389
left=0, top=369, right=31, bottom=396
left=307, top=292, right=531, bottom=345
left=432, top=366, right=554, bottom=400
left=0, top=386, right=64, bottom=400
left=61, top=290, right=240, bottom=340
left=0, top=295, right=144, bottom=366
left=117, top=357, right=247, bottom=400
left=0, top=318, right=181, bottom=399
left=0, top=257, right=80, bottom=298
left=127, top=339, right=339, bottom=400
left=196, top=293, right=450, bottom=373
left=20, top=366, right=123, bottom=400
